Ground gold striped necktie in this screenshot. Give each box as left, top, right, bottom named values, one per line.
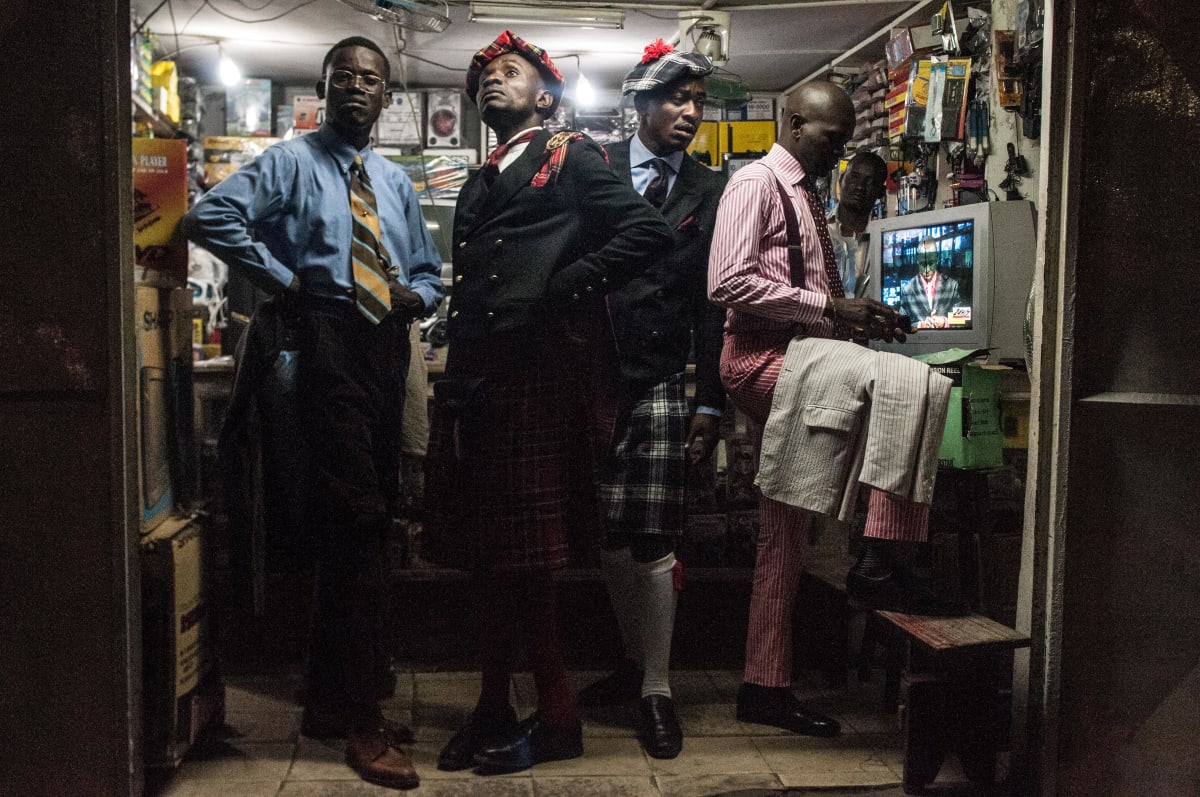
left=349, top=155, right=393, bottom=324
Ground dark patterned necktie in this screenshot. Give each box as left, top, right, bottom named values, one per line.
left=643, top=158, right=669, bottom=208
left=349, top=156, right=392, bottom=324
left=801, top=175, right=851, bottom=339
left=482, top=128, right=539, bottom=186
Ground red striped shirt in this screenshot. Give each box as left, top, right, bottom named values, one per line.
left=707, top=144, right=836, bottom=345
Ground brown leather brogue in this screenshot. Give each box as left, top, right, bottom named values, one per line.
left=346, top=725, right=419, bottom=790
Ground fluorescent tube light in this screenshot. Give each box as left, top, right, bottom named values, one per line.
left=468, top=3, right=625, bottom=29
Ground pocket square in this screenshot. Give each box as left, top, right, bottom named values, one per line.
left=675, top=214, right=700, bottom=233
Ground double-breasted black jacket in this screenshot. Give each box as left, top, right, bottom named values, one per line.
left=448, top=129, right=673, bottom=343
left=605, top=138, right=728, bottom=411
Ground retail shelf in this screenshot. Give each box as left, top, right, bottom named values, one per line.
left=132, top=95, right=183, bottom=139
left=1077, top=392, right=1200, bottom=406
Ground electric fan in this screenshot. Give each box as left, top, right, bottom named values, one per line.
left=334, top=0, right=450, bottom=33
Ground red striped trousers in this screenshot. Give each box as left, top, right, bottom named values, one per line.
left=721, top=332, right=928, bottom=686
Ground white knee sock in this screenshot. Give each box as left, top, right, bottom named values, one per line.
left=634, top=552, right=678, bottom=698
left=600, top=546, right=641, bottom=666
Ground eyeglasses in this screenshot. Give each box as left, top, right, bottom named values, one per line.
left=328, top=69, right=386, bottom=93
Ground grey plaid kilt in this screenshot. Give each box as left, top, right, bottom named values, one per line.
left=598, top=372, right=689, bottom=536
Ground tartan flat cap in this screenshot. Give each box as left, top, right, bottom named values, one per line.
left=465, top=29, right=564, bottom=113
left=622, top=38, right=713, bottom=95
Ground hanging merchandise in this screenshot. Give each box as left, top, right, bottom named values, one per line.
left=999, top=142, right=1030, bottom=200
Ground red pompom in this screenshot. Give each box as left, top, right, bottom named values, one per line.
left=641, top=38, right=675, bottom=64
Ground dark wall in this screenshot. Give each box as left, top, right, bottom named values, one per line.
left=1058, top=2, right=1200, bottom=793
left=0, top=2, right=139, bottom=795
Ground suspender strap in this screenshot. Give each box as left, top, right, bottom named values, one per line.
left=772, top=176, right=805, bottom=290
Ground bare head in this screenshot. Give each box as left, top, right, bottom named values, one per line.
left=780, top=81, right=855, bottom=177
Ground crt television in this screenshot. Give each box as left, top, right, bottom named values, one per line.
left=865, top=199, right=1037, bottom=363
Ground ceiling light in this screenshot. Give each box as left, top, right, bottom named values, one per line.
left=678, top=10, right=731, bottom=67
left=575, top=73, right=596, bottom=107
left=468, top=2, right=625, bottom=29
left=691, top=25, right=724, bottom=65
left=218, top=45, right=241, bottom=86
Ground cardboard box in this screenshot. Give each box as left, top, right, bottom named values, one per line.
left=226, top=78, right=272, bottom=137
left=936, top=363, right=1004, bottom=469
left=1000, top=395, right=1030, bottom=449
left=133, top=137, right=189, bottom=285
left=686, top=121, right=722, bottom=168
left=136, top=284, right=175, bottom=533
left=203, top=135, right=281, bottom=185
left=141, top=514, right=224, bottom=768
left=727, top=120, right=776, bottom=154
left=292, top=95, right=325, bottom=135
left=135, top=285, right=197, bottom=529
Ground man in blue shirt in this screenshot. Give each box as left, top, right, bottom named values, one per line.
left=183, top=36, right=443, bottom=790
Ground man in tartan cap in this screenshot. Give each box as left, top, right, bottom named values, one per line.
left=464, top=28, right=564, bottom=115
left=576, top=38, right=728, bottom=760
left=427, top=30, right=673, bottom=775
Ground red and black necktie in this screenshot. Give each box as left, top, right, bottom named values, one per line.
left=800, top=175, right=851, bottom=339
left=482, top=129, right=539, bottom=185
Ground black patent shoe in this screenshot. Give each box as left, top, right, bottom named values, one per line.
left=845, top=565, right=969, bottom=616
left=736, top=683, right=841, bottom=737
left=437, top=705, right=518, bottom=771
left=638, top=695, right=683, bottom=759
left=473, top=713, right=583, bottom=774
left=578, top=659, right=643, bottom=706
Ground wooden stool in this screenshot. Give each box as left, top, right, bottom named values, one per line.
left=875, top=610, right=1031, bottom=794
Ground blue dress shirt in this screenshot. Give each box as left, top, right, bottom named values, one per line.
left=629, top=134, right=685, bottom=200
left=183, top=124, right=444, bottom=312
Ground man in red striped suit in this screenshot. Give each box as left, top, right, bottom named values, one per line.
left=708, top=80, right=924, bottom=735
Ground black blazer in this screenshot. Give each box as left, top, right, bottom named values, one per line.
left=448, top=129, right=673, bottom=342
left=606, top=139, right=728, bottom=411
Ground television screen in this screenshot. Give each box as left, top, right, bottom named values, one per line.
left=879, top=219, right=975, bottom=331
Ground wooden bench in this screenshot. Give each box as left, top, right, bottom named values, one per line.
left=874, top=609, right=1031, bottom=794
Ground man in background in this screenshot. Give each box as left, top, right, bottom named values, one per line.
left=183, top=36, right=443, bottom=790
left=829, top=151, right=888, bottom=297
left=577, top=39, right=727, bottom=760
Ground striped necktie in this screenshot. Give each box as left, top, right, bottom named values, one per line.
left=800, top=175, right=851, bottom=339
left=349, top=155, right=392, bottom=324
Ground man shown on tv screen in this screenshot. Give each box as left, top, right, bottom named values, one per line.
left=897, top=237, right=964, bottom=329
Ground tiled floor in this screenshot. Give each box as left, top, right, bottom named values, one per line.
left=146, top=667, right=946, bottom=796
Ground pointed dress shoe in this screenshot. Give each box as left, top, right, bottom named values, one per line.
left=638, top=694, right=683, bottom=759
left=437, top=704, right=519, bottom=771
left=845, top=565, right=969, bottom=616
left=578, top=659, right=643, bottom=706
left=736, top=683, right=841, bottom=737
left=473, top=712, right=584, bottom=774
left=346, top=725, right=420, bottom=790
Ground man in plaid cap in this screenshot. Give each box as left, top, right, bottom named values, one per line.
left=426, top=30, right=672, bottom=774
left=576, top=39, right=727, bottom=760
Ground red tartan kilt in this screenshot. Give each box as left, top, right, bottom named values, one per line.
left=424, top=330, right=606, bottom=573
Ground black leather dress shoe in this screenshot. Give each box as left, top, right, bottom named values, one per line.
left=736, top=683, right=841, bottom=737
left=578, top=659, right=643, bottom=706
left=473, top=713, right=583, bottom=774
left=638, top=695, right=683, bottom=759
left=437, top=705, right=518, bottom=771
left=846, top=566, right=969, bottom=616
